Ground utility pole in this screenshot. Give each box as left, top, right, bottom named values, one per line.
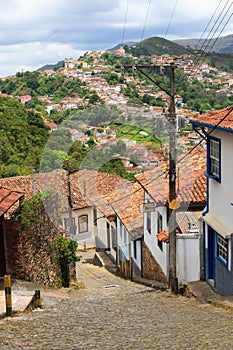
left=64, top=161, right=76, bottom=236
left=167, top=63, right=178, bottom=293
left=117, top=63, right=178, bottom=292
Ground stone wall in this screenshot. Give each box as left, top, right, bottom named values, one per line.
left=3, top=220, right=22, bottom=277
left=3, top=217, right=60, bottom=286
left=142, top=241, right=168, bottom=283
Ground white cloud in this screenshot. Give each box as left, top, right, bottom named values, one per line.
left=0, top=0, right=232, bottom=76
left=0, top=42, right=85, bottom=77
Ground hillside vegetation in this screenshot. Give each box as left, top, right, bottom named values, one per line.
left=0, top=96, right=49, bottom=177
left=126, top=36, right=194, bottom=56
left=174, top=34, right=233, bottom=54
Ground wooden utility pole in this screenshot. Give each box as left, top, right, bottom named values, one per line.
left=117, top=63, right=178, bottom=292
left=64, top=161, right=75, bottom=236
left=167, top=63, right=178, bottom=293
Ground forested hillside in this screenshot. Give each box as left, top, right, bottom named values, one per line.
left=0, top=96, right=49, bottom=177
left=0, top=38, right=233, bottom=179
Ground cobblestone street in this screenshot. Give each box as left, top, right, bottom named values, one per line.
left=0, top=251, right=232, bottom=350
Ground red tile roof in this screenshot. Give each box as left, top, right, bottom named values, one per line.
left=0, top=171, right=69, bottom=212
left=136, top=146, right=206, bottom=207
left=0, top=186, right=24, bottom=216
left=71, top=170, right=144, bottom=238
left=66, top=169, right=144, bottom=238
left=0, top=170, right=144, bottom=237
left=157, top=230, right=169, bottom=243
left=190, top=106, right=233, bottom=131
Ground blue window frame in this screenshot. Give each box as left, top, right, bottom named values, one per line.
left=207, top=136, right=221, bottom=182
left=217, top=234, right=228, bottom=267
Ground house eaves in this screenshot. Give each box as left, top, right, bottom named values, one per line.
left=0, top=186, right=24, bottom=216
left=190, top=105, right=233, bottom=134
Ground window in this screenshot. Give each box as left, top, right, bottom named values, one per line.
left=78, top=215, right=88, bottom=233
left=120, top=225, right=123, bottom=238
left=124, top=227, right=127, bottom=244
left=111, top=227, right=117, bottom=250
left=134, top=240, right=137, bottom=259
left=147, top=212, right=152, bottom=234
left=208, top=137, right=221, bottom=181
left=157, top=212, right=163, bottom=233
left=64, top=218, right=75, bottom=230
left=93, top=207, right=97, bottom=225
left=217, top=234, right=228, bottom=266
left=157, top=212, right=163, bottom=251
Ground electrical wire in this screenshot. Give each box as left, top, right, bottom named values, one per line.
left=186, top=0, right=232, bottom=80
left=122, top=0, right=130, bottom=46
left=199, top=2, right=232, bottom=54
left=141, top=0, right=152, bottom=41
left=196, top=0, right=231, bottom=56
left=164, top=0, right=178, bottom=39
left=195, top=0, right=225, bottom=53
left=195, top=10, right=232, bottom=71
left=98, top=105, right=233, bottom=208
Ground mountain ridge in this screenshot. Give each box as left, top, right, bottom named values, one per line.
left=173, top=34, right=233, bottom=53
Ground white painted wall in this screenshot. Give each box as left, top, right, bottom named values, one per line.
left=96, top=216, right=108, bottom=249
left=143, top=192, right=168, bottom=276
left=176, top=234, right=200, bottom=283
left=61, top=207, right=95, bottom=246
left=94, top=212, right=117, bottom=261
left=132, top=240, right=142, bottom=272
left=116, top=217, right=142, bottom=274
left=209, top=130, right=233, bottom=230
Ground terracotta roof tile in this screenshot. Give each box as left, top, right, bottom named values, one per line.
left=0, top=171, right=69, bottom=212
left=157, top=230, right=169, bottom=243
left=0, top=186, right=24, bottom=216
left=72, top=170, right=144, bottom=238
left=0, top=170, right=144, bottom=238
left=190, top=106, right=233, bottom=131
left=136, top=146, right=206, bottom=206
left=176, top=212, right=199, bottom=234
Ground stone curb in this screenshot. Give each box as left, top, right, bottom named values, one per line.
left=207, top=299, right=233, bottom=312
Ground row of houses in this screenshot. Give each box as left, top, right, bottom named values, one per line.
left=0, top=106, right=233, bottom=294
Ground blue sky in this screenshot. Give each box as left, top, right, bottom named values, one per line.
left=0, top=0, right=232, bottom=77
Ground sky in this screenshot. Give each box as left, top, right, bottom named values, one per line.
left=0, top=0, right=232, bottom=77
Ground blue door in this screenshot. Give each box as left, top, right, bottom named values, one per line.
left=207, top=227, right=216, bottom=281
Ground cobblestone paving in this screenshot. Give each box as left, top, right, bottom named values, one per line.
left=0, top=252, right=232, bottom=350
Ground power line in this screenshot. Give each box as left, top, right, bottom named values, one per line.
left=191, top=0, right=232, bottom=72
left=140, top=0, right=152, bottom=41
left=183, top=0, right=232, bottom=81
left=195, top=0, right=225, bottom=52
left=102, top=106, right=233, bottom=207
left=177, top=105, right=233, bottom=166
left=196, top=0, right=230, bottom=55
left=199, top=1, right=232, bottom=54
left=121, top=0, right=130, bottom=46
left=164, top=0, right=178, bottom=39
left=196, top=10, right=232, bottom=70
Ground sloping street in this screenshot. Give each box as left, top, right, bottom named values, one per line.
left=0, top=250, right=232, bottom=350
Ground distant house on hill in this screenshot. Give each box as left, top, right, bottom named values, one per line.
left=44, top=120, right=57, bottom=132
left=17, top=95, right=32, bottom=105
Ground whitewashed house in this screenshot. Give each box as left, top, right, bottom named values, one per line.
left=114, top=182, right=144, bottom=277
left=66, top=170, right=122, bottom=249
left=136, top=146, right=206, bottom=284
left=88, top=176, right=144, bottom=278
left=190, top=106, right=233, bottom=295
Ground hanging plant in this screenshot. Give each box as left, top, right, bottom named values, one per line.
left=52, top=235, right=81, bottom=287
